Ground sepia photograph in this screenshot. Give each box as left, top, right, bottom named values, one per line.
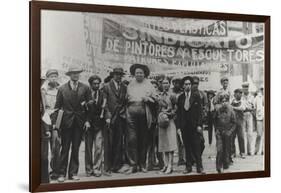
left=29, top=2, right=269, bottom=191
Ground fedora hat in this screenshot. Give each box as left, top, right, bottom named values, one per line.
left=65, top=65, right=83, bottom=76
left=112, top=67, right=125, bottom=75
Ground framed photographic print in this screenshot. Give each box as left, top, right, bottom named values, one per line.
left=30, top=0, right=270, bottom=192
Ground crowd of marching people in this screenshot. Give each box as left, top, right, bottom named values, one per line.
left=40, top=63, right=264, bottom=183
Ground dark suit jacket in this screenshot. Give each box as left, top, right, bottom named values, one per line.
left=86, top=89, right=107, bottom=129
left=176, top=90, right=203, bottom=133
left=54, top=81, right=91, bottom=130
left=102, top=80, right=127, bottom=124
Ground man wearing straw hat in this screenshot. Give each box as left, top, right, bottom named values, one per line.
left=55, top=65, right=91, bottom=182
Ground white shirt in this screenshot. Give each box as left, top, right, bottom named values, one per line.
left=127, top=79, right=156, bottom=102
left=112, top=79, right=120, bottom=91
left=70, top=80, right=79, bottom=90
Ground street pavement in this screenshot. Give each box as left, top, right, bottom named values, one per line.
left=50, top=130, right=264, bottom=183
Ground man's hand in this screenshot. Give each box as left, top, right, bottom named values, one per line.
left=106, top=118, right=111, bottom=128
left=84, top=121, right=91, bottom=132
left=177, top=129, right=182, bottom=136
left=45, top=131, right=51, bottom=138
left=197, top=126, right=203, bottom=133
left=88, top=100, right=94, bottom=105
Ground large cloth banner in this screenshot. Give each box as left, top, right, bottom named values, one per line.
left=101, top=18, right=264, bottom=72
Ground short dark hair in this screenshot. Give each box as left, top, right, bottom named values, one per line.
left=182, top=76, right=193, bottom=85
left=88, top=75, right=101, bottom=85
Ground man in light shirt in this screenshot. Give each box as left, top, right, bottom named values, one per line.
left=254, top=87, right=264, bottom=155
left=241, top=82, right=255, bottom=156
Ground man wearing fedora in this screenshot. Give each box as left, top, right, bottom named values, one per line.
left=102, top=67, right=127, bottom=174
left=55, top=65, right=91, bottom=182
left=176, top=76, right=205, bottom=174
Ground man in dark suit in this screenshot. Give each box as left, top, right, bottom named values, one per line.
left=102, top=67, right=127, bottom=174
left=84, top=75, right=107, bottom=177
left=55, top=66, right=91, bottom=182
left=177, top=76, right=205, bottom=174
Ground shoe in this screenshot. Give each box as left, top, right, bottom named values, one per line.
left=223, top=165, right=229, bottom=170
left=240, top=154, right=246, bottom=159
left=124, top=167, right=137, bottom=175
left=177, top=159, right=186, bottom=166
left=103, top=171, right=112, bottom=177
left=93, top=170, right=102, bottom=177
left=69, top=175, right=80, bottom=181
left=57, top=176, right=65, bottom=183
left=183, top=167, right=192, bottom=174
left=164, top=167, right=173, bottom=174
left=160, top=166, right=167, bottom=173
left=197, top=167, right=206, bottom=174
left=50, top=173, right=59, bottom=180
left=86, top=172, right=93, bottom=177
left=140, top=167, right=148, bottom=173
left=217, top=169, right=222, bottom=174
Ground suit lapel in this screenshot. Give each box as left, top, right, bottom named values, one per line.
left=109, top=80, right=119, bottom=98
left=189, top=92, right=195, bottom=106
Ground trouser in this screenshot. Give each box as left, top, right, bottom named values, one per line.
left=207, top=112, right=214, bottom=145
left=126, top=103, right=148, bottom=169
left=84, top=128, right=103, bottom=174
left=111, top=116, right=126, bottom=171
left=182, top=129, right=203, bottom=170
left=50, top=130, right=61, bottom=177
left=103, top=124, right=112, bottom=172
left=243, top=112, right=255, bottom=155
left=177, top=134, right=186, bottom=163
left=255, top=120, right=264, bottom=155
left=231, top=121, right=245, bottom=156
left=41, top=122, right=50, bottom=183
left=58, top=121, right=83, bottom=178
left=147, top=123, right=164, bottom=169
left=216, top=129, right=232, bottom=170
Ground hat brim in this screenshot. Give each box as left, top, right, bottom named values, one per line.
left=111, top=71, right=125, bottom=75
left=65, top=70, right=83, bottom=76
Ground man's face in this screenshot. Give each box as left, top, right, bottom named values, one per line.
left=243, top=87, right=249, bottom=95
left=113, top=73, right=122, bottom=83
left=222, top=98, right=229, bottom=107
left=47, top=74, right=58, bottom=83
left=235, top=92, right=242, bottom=100
left=173, top=81, right=181, bottom=90
left=162, top=79, right=170, bottom=91
left=183, top=79, right=191, bottom=92
left=192, top=79, right=199, bottom=90
left=69, top=72, right=80, bottom=82
left=221, top=80, right=228, bottom=89
left=90, top=79, right=100, bottom=91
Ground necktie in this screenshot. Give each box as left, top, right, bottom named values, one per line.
left=184, top=92, right=190, bottom=111
left=73, top=82, right=78, bottom=91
